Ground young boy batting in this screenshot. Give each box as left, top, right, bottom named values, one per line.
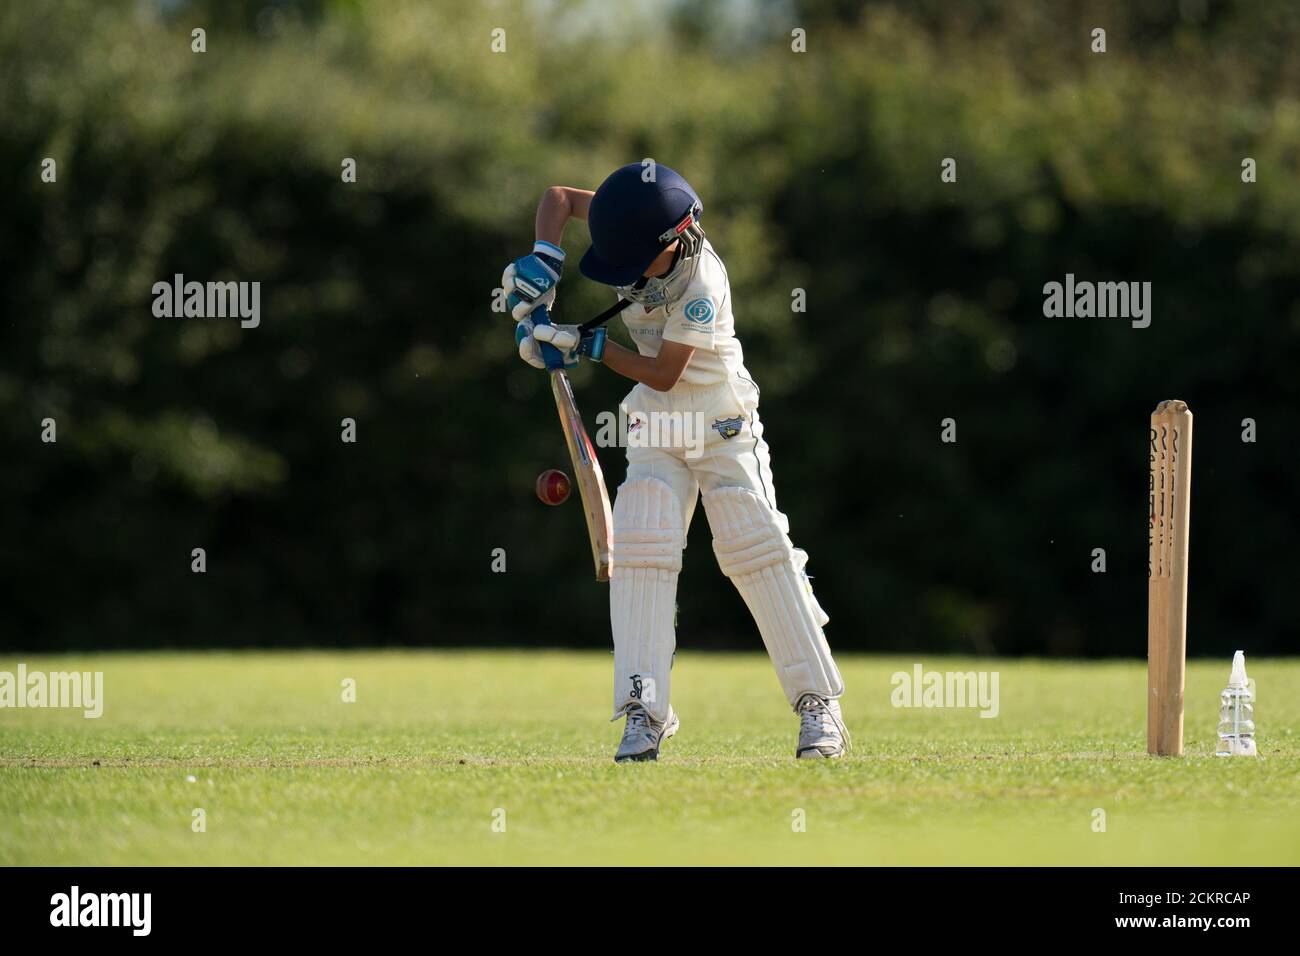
left=503, top=163, right=848, bottom=762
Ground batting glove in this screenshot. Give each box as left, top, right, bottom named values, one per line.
left=502, top=241, right=565, bottom=321
left=532, top=322, right=606, bottom=365
left=517, top=321, right=606, bottom=368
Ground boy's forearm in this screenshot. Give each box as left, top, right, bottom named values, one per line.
left=602, top=342, right=678, bottom=392
left=535, top=186, right=593, bottom=245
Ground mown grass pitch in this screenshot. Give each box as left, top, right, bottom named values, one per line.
left=1, top=651, right=1297, bottom=866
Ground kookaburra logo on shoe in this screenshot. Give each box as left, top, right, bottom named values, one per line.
left=629, top=674, right=657, bottom=703
left=49, top=886, right=151, bottom=936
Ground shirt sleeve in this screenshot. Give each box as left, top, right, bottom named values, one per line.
left=663, top=294, right=719, bottom=350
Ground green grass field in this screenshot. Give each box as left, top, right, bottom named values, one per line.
left=1, top=651, right=1296, bottom=866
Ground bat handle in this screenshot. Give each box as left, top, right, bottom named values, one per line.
left=530, top=305, right=566, bottom=372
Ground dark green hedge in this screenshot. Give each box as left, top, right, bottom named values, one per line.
left=3, top=1, right=1298, bottom=654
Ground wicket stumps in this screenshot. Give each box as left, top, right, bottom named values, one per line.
left=1148, top=400, right=1193, bottom=756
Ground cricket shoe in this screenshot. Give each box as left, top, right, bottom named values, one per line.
left=796, top=693, right=850, bottom=759
left=614, top=705, right=679, bottom=763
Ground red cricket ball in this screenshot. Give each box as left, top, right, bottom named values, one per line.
left=536, top=468, right=571, bottom=506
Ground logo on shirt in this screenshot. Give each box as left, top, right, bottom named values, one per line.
left=712, top=416, right=745, bottom=440
left=683, top=297, right=715, bottom=328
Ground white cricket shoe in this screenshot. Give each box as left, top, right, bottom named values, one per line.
left=614, top=705, right=679, bottom=763
left=796, top=693, right=850, bottom=759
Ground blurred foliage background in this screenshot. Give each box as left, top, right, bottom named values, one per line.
left=2, top=0, right=1298, bottom=655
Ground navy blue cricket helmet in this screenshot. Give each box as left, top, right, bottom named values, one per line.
left=579, top=164, right=704, bottom=287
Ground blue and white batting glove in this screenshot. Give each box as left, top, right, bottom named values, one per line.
left=502, top=241, right=565, bottom=321
left=517, top=321, right=606, bottom=368
left=514, top=318, right=550, bottom=369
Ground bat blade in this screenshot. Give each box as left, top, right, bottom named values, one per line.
left=550, top=369, right=613, bottom=582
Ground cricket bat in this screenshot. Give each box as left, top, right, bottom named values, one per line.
left=531, top=305, right=613, bottom=582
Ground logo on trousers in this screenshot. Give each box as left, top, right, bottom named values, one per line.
left=629, top=674, right=657, bottom=703
left=713, top=416, right=744, bottom=439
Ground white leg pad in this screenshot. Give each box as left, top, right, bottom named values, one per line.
left=703, top=487, right=843, bottom=709
left=610, top=478, right=684, bottom=723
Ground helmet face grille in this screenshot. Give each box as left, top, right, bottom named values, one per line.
left=657, top=202, right=703, bottom=245
left=614, top=221, right=706, bottom=308
left=675, top=219, right=706, bottom=260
